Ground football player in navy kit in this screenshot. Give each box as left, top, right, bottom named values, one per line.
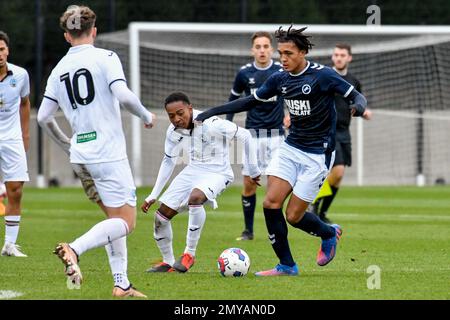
left=311, top=43, right=372, bottom=223
left=226, top=31, right=286, bottom=241
left=196, top=26, right=368, bottom=276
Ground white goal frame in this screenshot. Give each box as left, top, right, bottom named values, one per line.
left=128, top=23, right=450, bottom=186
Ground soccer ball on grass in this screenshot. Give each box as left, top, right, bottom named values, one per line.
left=217, top=248, right=250, bottom=277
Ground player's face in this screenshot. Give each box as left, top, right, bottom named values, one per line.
left=277, top=41, right=306, bottom=74
left=166, top=101, right=193, bottom=129
left=332, top=48, right=352, bottom=71
left=252, top=36, right=273, bottom=67
left=0, top=40, right=9, bottom=68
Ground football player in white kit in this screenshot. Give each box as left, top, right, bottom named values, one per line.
left=37, top=5, right=154, bottom=297
left=141, top=92, right=261, bottom=273
left=0, top=31, right=31, bottom=258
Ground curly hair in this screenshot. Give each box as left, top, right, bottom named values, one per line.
left=275, top=25, right=314, bottom=53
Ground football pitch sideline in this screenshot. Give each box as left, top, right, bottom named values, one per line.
left=0, top=186, right=449, bottom=300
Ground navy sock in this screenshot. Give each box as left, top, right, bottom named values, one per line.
left=263, top=208, right=295, bottom=267
left=291, top=211, right=335, bottom=239
left=318, top=186, right=339, bottom=215
left=242, top=194, right=256, bottom=233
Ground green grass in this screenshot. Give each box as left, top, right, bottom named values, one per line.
left=0, top=186, right=449, bottom=300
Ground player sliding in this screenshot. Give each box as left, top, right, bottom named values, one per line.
left=196, top=26, right=368, bottom=276
left=141, top=92, right=260, bottom=273
left=38, top=5, right=154, bottom=296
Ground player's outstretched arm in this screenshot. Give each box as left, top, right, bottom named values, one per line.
left=141, top=155, right=178, bottom=213
left=110, top=81, right=155, bottom=127
left=225, top=92, right=241, bottom=122
left=195, top=95, right=258, bottom=122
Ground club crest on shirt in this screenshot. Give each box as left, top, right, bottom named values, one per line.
left=9, top=78, right=17, bottom=88
left=302, top=84, right=311, bottom=94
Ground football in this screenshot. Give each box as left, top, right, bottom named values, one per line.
left=217, top=248, right=250, bottom=277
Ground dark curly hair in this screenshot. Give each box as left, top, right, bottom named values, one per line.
left=275, top=25, right=314, bottom=53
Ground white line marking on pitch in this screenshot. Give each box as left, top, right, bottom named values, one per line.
left=0, top=290, right=24, bottom=299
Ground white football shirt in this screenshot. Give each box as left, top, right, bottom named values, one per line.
left=43, top=44, right=128, bottom=164
left=165, top=110, right=239, bottom=179
left=0, top=63, right=30, bottom=141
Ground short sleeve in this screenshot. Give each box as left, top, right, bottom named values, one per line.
left=231, top=70, right=246, bottom=96
left=207, top=116, right=239, bottom=140
left=20, top=70, right=30, bottom=98
left=254, top=72, right=280, bottom=101
left=320, top=67, right=354, bottom=98
left=103, top=51, right=126, bottom=87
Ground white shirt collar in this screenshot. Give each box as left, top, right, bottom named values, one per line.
left=68, top=44, right=94, bottom=54
left=289, top=61, right=310, bottom=77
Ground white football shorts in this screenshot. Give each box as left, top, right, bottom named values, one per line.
left=159, top=166, right=233, bottom=213
left=0, top=140, right=29, bottom=182
left=83, top=159, right=136, bottom=207
left=265, top=142, right=335, bottom=203
left=242, top=134, right=284, bottom=176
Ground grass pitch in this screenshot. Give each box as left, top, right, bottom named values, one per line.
left=0, top=186, right=449, bottom=300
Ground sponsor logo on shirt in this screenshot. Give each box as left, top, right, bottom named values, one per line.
left=285, top=99, right=311, bottom=116
left=77, top=131, right=97, bottom=143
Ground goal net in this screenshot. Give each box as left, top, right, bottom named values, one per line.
left=91, top=23, right=450, bottom=187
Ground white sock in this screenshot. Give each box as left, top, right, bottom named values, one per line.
left=70, top=218, right=128, bottom=256
left=154, top=211, right=174, bottom=266
left=4, top=215, right=21, bottom=245
left=105, top=236, right=130, bottom=290
left=184, top=205, right=206, bottom=257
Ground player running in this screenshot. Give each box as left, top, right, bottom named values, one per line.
left=141, top=92, right=260, bottom=273
left=196, top=26, right=368, bottom=276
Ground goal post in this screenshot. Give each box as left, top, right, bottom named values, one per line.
left=119, top=23, right=450, bottom=187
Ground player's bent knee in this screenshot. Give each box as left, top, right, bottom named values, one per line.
left=286, top=212, right=301, bottom=225
left=263, top=198, right=282, bottom=209
left=157, top=204, right=178, bottom=220
left=188, top=189, right=207, bottom=205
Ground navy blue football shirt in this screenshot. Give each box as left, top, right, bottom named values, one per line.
left=229, top=60, right=285, bottom=132
left=255, top=61, right=355, bottom=154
